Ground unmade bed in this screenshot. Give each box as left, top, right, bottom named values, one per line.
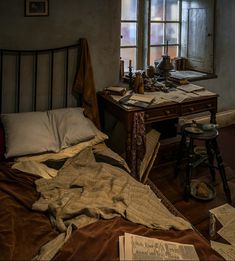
left=0, top=39, right=223, bottom=260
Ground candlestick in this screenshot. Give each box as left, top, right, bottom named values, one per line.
left=129, top=59, right=132, bottom=68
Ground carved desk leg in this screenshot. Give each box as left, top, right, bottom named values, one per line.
left=126, top=129, right=132, bottom=170
left=125, top=112, right=135, bottom=175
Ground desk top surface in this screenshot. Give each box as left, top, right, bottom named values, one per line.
left=98, top=87, right=218, bottom=112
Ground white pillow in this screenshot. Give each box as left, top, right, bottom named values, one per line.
left=48, top=107, right=96, bottom=149
left=1, top=111, right=59, bottom=158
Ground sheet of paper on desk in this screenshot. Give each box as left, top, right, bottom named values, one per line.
left=194, top=90, right=216, bottom=96
left=160, top=90, right=190, bottom=103
left=211, top=241, right=235, bottom=260
left=130, top=93, right=156, bottom=103
left=177, top=84, right=205, bottom=93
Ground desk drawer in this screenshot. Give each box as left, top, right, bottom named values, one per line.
left=145, top=105, right=178, bottom=122
left=182, top=100, right=217, bottom=115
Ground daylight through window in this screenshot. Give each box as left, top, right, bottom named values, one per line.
left=120, top=0, right=181, bottom=71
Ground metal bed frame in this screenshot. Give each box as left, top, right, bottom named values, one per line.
left=0, top=41, right=81, bottom=114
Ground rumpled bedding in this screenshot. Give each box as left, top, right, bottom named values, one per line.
left=0, top=159, right=224, bottom=261
left=30, top=146, right=191, bottom=260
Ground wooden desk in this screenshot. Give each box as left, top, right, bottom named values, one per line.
left=97, top=91, right=218, bottom=169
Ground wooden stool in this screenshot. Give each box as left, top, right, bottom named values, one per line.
left=175, top=123, right=231, bottom=203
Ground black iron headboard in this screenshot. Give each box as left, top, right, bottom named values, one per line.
left=0, top=41, right=81, bottom=114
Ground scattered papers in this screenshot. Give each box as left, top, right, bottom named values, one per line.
left=177, top=84, right=205, bottom=93
left=209, top=204, right=235, bottom=259
left=209, top=203, right=235, bottom=226
left=119, top=233, right=199, bottom=261
left=162, top=90, right=189, bottom=103
left=130, top=93, right=156, bottom=103
left=218, top=219, right=235, bottom=246
left=211, top=241, right=235, bottom=261
left=195, top=90, right=217, bottom=96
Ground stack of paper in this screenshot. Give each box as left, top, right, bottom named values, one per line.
left=119, top=233, right=199, bottom=260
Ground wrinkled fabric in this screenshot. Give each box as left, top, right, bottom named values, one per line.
left=0, top=163, right=224, bottom=261
left=32, top=147, right=191, bottom=260
left=72, top=38, right=100, bottom=129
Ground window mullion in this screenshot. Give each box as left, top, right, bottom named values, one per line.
left=137, top=0, right=149, bottom=70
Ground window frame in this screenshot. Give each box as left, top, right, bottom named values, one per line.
left=120, top=0, right=182, bottom=71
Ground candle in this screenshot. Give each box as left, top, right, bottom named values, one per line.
left=129, top=59, right=132, bottom=68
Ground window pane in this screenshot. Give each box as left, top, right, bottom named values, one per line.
left=166, top=0, right=179, bottom=21
left=121, top=0, right=137, bottom=20
left=150, top=23, right=164, bottom=45
left=151, top=0, right=164, bottom=21
left=166, top=23, right=178, bottom=44
left=121, top=22, right=137, bottom=46
left=150, top=47, right=164, bottom=65
left=120, top=48, right=137, bottom=71
left=168, top=46, right=178, bottom=58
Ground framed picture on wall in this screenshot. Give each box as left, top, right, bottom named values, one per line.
left=25, top=0, right=49, bottom=16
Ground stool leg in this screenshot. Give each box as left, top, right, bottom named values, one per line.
left=206, top=140, right=216, bottom=182
left=212, top=138, right=232, bottom=203
left=174, top=132, right=186, bottom=178
left=185, top=137, right=194, bottom=200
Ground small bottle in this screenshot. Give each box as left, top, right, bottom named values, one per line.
left=138, top=77, right=144, bottom=94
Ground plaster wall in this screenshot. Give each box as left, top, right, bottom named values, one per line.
left=0, top=0, right=121, bottom=92
left=0, top=0, right=235, bottom=112
left=196, top=0, right=235, bottom=112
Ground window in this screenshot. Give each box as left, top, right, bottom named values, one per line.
left=120, top=0, right=138, bottom=71
left=121, top=0, right=181, bottom=71
left=120, top=0, right=215, bottom=73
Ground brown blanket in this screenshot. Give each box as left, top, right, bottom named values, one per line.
left=72, top=38, right=100, bottom=129
left=0, top=163, right=224, bottom=261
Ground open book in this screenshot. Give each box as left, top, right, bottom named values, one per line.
left=119, top=233, right=199, bottom=261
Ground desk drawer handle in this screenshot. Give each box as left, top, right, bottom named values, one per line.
left=145, top=113, right=149, bottom=119
left=189, top=107, right=195, bottom=112
left=207, top=104, right=212, bottom=108
left=165, top=110, right=171, bottom=115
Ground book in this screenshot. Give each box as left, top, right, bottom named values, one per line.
left=129, top=93, right=155, bottom=103
left=119, top=94, right=153, bottom=108
left=104, top=86, right=127, bottom=96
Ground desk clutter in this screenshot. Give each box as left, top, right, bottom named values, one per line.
left=106, top=60, right=215, bottom=109
left=103, top=84, right=216, bottom=109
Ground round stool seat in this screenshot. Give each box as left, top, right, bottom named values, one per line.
left=182, top=123, right=218, bottom=140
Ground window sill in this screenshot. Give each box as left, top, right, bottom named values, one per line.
left=169, top=70, right=217, bottom=83
left=188, top=73, right=217, bottom=82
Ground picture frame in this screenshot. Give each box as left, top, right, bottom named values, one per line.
left=25, top=0, right=49, bottom=17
